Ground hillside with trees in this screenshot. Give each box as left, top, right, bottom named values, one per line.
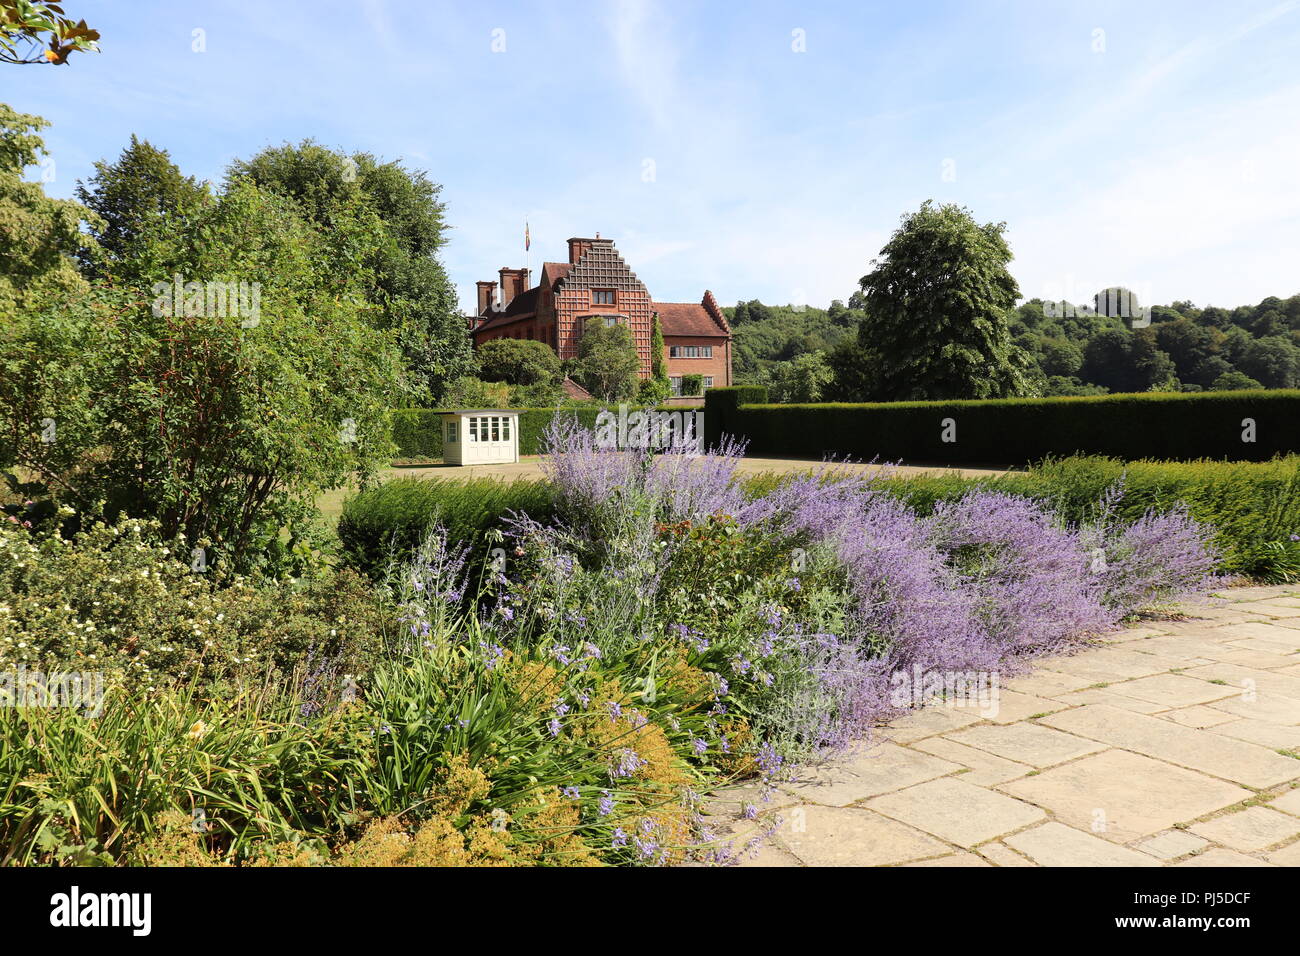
left=728, top=203, right=1300, bottom=403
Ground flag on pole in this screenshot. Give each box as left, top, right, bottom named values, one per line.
left=525, top=221, right=530, bottom=251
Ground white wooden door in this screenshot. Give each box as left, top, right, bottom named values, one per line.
left=466, top=415, right=513, bottom=463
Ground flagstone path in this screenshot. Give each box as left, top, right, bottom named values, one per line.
left=705, top=584, right=1300, bottom=866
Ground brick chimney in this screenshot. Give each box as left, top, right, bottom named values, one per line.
left=476, top=280, right=498, bottom=315
left=498, top=267, right=530, bottom=308
left=567, top=237, right=596, bottom=264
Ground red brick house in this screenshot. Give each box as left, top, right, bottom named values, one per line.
left=469, top=236, right=732, bottom=396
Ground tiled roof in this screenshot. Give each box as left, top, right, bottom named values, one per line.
left=473, top=286, right=539, bottom=333
left=655, top=292, right=730, bottom=337
left=561, top=376, right=593, bottom=400
left=542, top=261, right=571, bottom=289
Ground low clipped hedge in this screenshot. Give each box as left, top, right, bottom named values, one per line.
left=337, top=455, right=1300, bottom=579
left=705, top=388, right=1300, bottom=464
left=338, top=477, right=555, bottom=579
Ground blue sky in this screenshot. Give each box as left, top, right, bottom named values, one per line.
left=10, top=0, right=1300, bottom=313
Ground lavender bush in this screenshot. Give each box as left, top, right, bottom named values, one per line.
left=477, top=417, right=1221, bottom=769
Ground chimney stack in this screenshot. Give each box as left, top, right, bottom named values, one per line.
left=567, top=237, right=596, bottom=264
left=476, top=280, right=498, bottom=315
left=498, top=268, right=531, bottom=309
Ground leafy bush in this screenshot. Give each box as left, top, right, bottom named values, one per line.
left=0, top=513, right=389, bottom=697
left=475, top=338, right=562, bottom=386
left=0, top=268, right=404, bottom=577
left=484, top=419, right=1218, bottom=764
left=705, top=388, right=1300, bottom=464
left=1, top=533, right=734, bottom=867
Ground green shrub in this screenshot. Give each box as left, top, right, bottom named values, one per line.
left=338, top=477, right=555, bottom=578
left=391, top=408, right=445, bottom=460
left=706, top=389, right=1300, bottom=464
left=0, top=514, right=389, bottom=697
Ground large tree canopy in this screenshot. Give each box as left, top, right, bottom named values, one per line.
left=227, top=140, right=472, bottom=401
left=855, top=201, right=1033, bottom=401
left=74, top=135, right=208, bottom=279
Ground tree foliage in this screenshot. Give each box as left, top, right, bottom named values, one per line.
left=227, top=140, right=472, bottom=401
left=0, top=102, right=97, bottom=313
left=74, top=135, right=208, bottom=279
left=1, top=180, right=406, bottom=576
left=573, top=323, right=640, bottom=402
left=475, top=338, right=561, bottom=387
left=855, top=201, right=1033, bottom=401
left=0, top=1, right=97, bottom=64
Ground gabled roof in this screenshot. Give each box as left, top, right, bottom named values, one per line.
left=655, top=291, right=730, bottom=338
left=541, top=261, right=571, bottom=289
left=472, top=286, right=539, bottom=334
left=561, top=376, right=593, bottom=400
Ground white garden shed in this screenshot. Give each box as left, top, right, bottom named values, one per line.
left=440, top=409, right=520, bottom=465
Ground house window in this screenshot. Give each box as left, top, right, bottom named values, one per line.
left=669, top=345, right=713, bottom=358
left=604, top=316, right=618, bottom=327
left=592, top=289, right=615, bottom=306
left=446, top=420, right=458, bottom=443
left=703, top=376, right=714, bottom=389
left=669, top=376, right=682, bottom=396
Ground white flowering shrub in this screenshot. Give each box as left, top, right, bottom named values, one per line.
left=0, top=512, right=389, bottom=696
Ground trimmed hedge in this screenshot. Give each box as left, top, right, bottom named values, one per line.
left=391, top=405, right=670, bottom=460
left=705, top=389, right=1300, bottom=465
left=703, top=385, right=769, bottom=449
left=338, top=477, right=555, bottom=579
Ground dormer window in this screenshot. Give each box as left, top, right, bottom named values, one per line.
left=592, top=289, right=615, bottom=306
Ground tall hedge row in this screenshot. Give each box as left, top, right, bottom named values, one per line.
left=391, top=407, right=611, bottom=460
left=705, top=388, right=1300, bottom=464
left=391, top=405, right=676, bottom=460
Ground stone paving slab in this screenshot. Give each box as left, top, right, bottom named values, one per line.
left=1189, top=806, right=1300, bottom=852
left=778, top=742, right=960, bottom=806
left=997, top=749, right=1251, bottom=844
left=1135, top=830, right=1209, bottom=860
left=908, top=736, right=1035, bottom=786
left=1040, top=704, right=1300, bottom=788
left=1174, top=849, right=1276, bottom=867
left=1208, top=718, right=1300, bottom=751
left=943, top=722, right=1106, bottom=768
left=709, top=586, right=1300, bottom=866
left=1268, top=788, right=1300, bottom=817
left=774, top=805, right=952, bottom=866
left=866, top=777, right=1046, bottom=848
left=1003, top=822, right=1161, bottom=867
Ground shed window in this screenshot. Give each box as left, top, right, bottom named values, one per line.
left=446, top=420, right=458, bottom=442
